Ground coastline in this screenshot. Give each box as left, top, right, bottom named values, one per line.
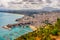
left=1, top=11, right=60, bottom=40
left=3, top=12, right=60, bottom=30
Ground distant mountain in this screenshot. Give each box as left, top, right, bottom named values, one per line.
left=0, top=7, right=60, bottom=16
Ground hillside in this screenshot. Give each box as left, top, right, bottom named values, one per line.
left=15, top=18, right=60, bottom=40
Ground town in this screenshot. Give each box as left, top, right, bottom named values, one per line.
left=3, top=12, right=60, bottom=31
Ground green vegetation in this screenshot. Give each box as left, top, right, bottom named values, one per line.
left=15, top=18, right=60, bottom=40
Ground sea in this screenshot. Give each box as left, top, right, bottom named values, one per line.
left=0, top=12, right=33, bottom=40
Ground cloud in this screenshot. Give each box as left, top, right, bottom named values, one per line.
left=0, top=0, right=60, bottom=10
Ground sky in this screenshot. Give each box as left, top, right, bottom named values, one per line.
left=0, top=0, right=60, bottom=10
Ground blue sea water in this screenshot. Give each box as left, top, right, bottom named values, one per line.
left=0, top=12, right=33, bottom=40
left=0, top=12, right=24, bottom=26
